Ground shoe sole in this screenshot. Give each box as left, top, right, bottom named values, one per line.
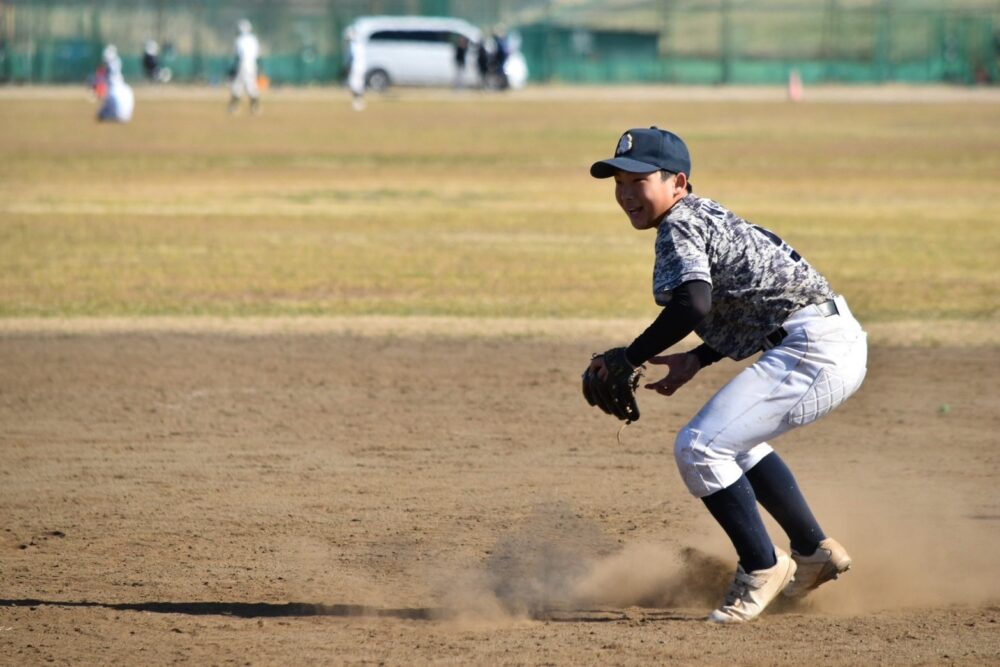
left=783, top=556, right=851, bottom=598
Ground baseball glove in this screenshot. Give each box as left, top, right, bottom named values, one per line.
left=582, top=347, right=643, bottom=423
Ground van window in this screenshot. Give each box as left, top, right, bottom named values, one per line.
left=368, top=30, right=453, bottom=44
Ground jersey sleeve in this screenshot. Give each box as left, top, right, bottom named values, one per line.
left=652, top=218, right=712, bottom=306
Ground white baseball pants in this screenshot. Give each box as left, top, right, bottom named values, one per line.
left=231, top=67, right=260, bottom=99
left=675, top=295, right=868, bottom=498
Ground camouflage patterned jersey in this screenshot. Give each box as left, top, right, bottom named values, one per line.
left=653, top=194, right=835, bottom=360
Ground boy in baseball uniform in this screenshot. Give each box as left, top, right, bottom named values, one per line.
left=228, top=19, right=261, bottom=115
left=585, top=127, right=868, bottom=623
left=345, top=27, right=367, bottom=111
left=96, top=44, right=134, bottom=123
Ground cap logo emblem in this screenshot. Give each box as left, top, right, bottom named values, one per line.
left=616, top=133, right=633, bottom=156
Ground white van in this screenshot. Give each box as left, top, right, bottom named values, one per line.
left=344, top=16, right=528, bottom=91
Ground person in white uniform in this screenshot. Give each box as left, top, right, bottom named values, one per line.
left=228, top=19, right=261, bottom=114
left=97, top=44, right=134, bottom=123
left=346, top=28, right=366, bottom=111
left=584, top=127, right=868, bottom=623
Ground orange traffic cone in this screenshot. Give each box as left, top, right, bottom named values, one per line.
left=788, top=68, right=804, bottom=102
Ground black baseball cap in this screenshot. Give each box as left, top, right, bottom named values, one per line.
left=590, top=127, right=692, bottom=179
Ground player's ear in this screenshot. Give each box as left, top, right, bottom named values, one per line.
left=673, top=172, right=688, bottom=195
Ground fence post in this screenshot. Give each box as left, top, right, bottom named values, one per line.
left=35, top=0, right=55, bottom=83
left=820, top=0, right=837, bottom=82
left=875, top=0, right=892, bottom=82
left=0, top=3, right=7, bottom=82
left=328, top=1, right=342, bottom=85
left=542, top=0, right=554, bottom=82
left=986, top=16, right=999, bottom=84
left=659, top=0, right=673, bottom=83
left=720, top=0, right=733, bottom=84
left=192, top=1, right=204, bottom=82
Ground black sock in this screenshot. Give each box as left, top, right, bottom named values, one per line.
left=746, top=452, right=826, bottom=555
left=702, top=475, right=776, bottom=573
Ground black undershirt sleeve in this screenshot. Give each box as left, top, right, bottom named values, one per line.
left=624, top=280, right=723, bottom=368
left=691, top=342, right=724, bottom=368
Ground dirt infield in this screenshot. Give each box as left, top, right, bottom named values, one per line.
left=1, top=327, right=998, bottom=665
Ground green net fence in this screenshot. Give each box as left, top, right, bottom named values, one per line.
left=1, top=0, right=997, bottom=86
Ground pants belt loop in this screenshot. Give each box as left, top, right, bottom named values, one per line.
left=816, top=298, right=840, bottom=318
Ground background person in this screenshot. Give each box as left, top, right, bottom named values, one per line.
left=141, top=39, right=172, bottom=83
left=453, top=34, right=469, bottom=89
left=96, top=44, right=134, bottom=123
left=491, top=29, right=510, bottom=89
left=475, top=37, right=490, bottom=89
left=142, top=40, right=159, bottom=81
left=346, top=28, right=366, bottom=111
left=228, top=19, right=261, bottom=114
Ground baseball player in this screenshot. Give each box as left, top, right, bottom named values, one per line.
left=96, top=44, right=134, bottom=123
left=583, top=127, right=868, bottom=623
left=346, top=27, right=367, bottom=111
left=228, top=19, right=261, bottom=115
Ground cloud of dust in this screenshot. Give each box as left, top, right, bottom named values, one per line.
left=786, top=482, right=1000, bottom=616
left=430, top=505, right=730, bottom=623
left=571, top=543, right=731, bottom=610
left=433, top=483, right=1000, bottom=623
left=285, top=487, right=999, bottom=623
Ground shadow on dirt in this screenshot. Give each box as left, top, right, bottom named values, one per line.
left=0, top=598, right=703, bottom=623
left=0, top=598, right=671, bottom=623
left=0, top=598, right=441, bottom=620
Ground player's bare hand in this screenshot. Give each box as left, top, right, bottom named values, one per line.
left=644, top=352, right=701, bottom=396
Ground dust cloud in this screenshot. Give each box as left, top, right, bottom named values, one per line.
left=430, top=505, right=729, bottom=622
left=430, top=486, right=1000, bottom=622
left=791, top=483, right=1000, bottom=615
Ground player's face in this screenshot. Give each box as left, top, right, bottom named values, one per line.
left=614, top=170, right=683, bottom=230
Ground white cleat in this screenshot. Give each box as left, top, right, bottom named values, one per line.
left=782, top=537, right=852, bottom=598
left=708, top=547, right=797, bottom=623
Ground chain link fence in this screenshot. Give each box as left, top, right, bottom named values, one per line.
left=1, top=0, right=997, bottom=85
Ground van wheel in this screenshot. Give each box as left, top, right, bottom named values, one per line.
left=366, top=69, right=390, bottom=92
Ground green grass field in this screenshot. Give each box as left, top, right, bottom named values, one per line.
left=0, top=88, right=997, bottom=323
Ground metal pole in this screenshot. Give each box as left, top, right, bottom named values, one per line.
left=660, top=0, right=672, bottom=83
left=720, top=0, right=733, bottom=84
left=875, top=0, right=892, bottom=82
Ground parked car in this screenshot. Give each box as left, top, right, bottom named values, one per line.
left=343, top=15, right=528, bottom=91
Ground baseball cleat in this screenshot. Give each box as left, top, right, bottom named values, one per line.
left=782, top=537, right=852, bottom=598
left=707, top=547, right=797, bottom=623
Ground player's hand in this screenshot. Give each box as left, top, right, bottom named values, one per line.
left=586, top=355, right=609, bottom=381
left=582, top=348, right=642, bottom=423
left=644, top=352, right=701, bottom=396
